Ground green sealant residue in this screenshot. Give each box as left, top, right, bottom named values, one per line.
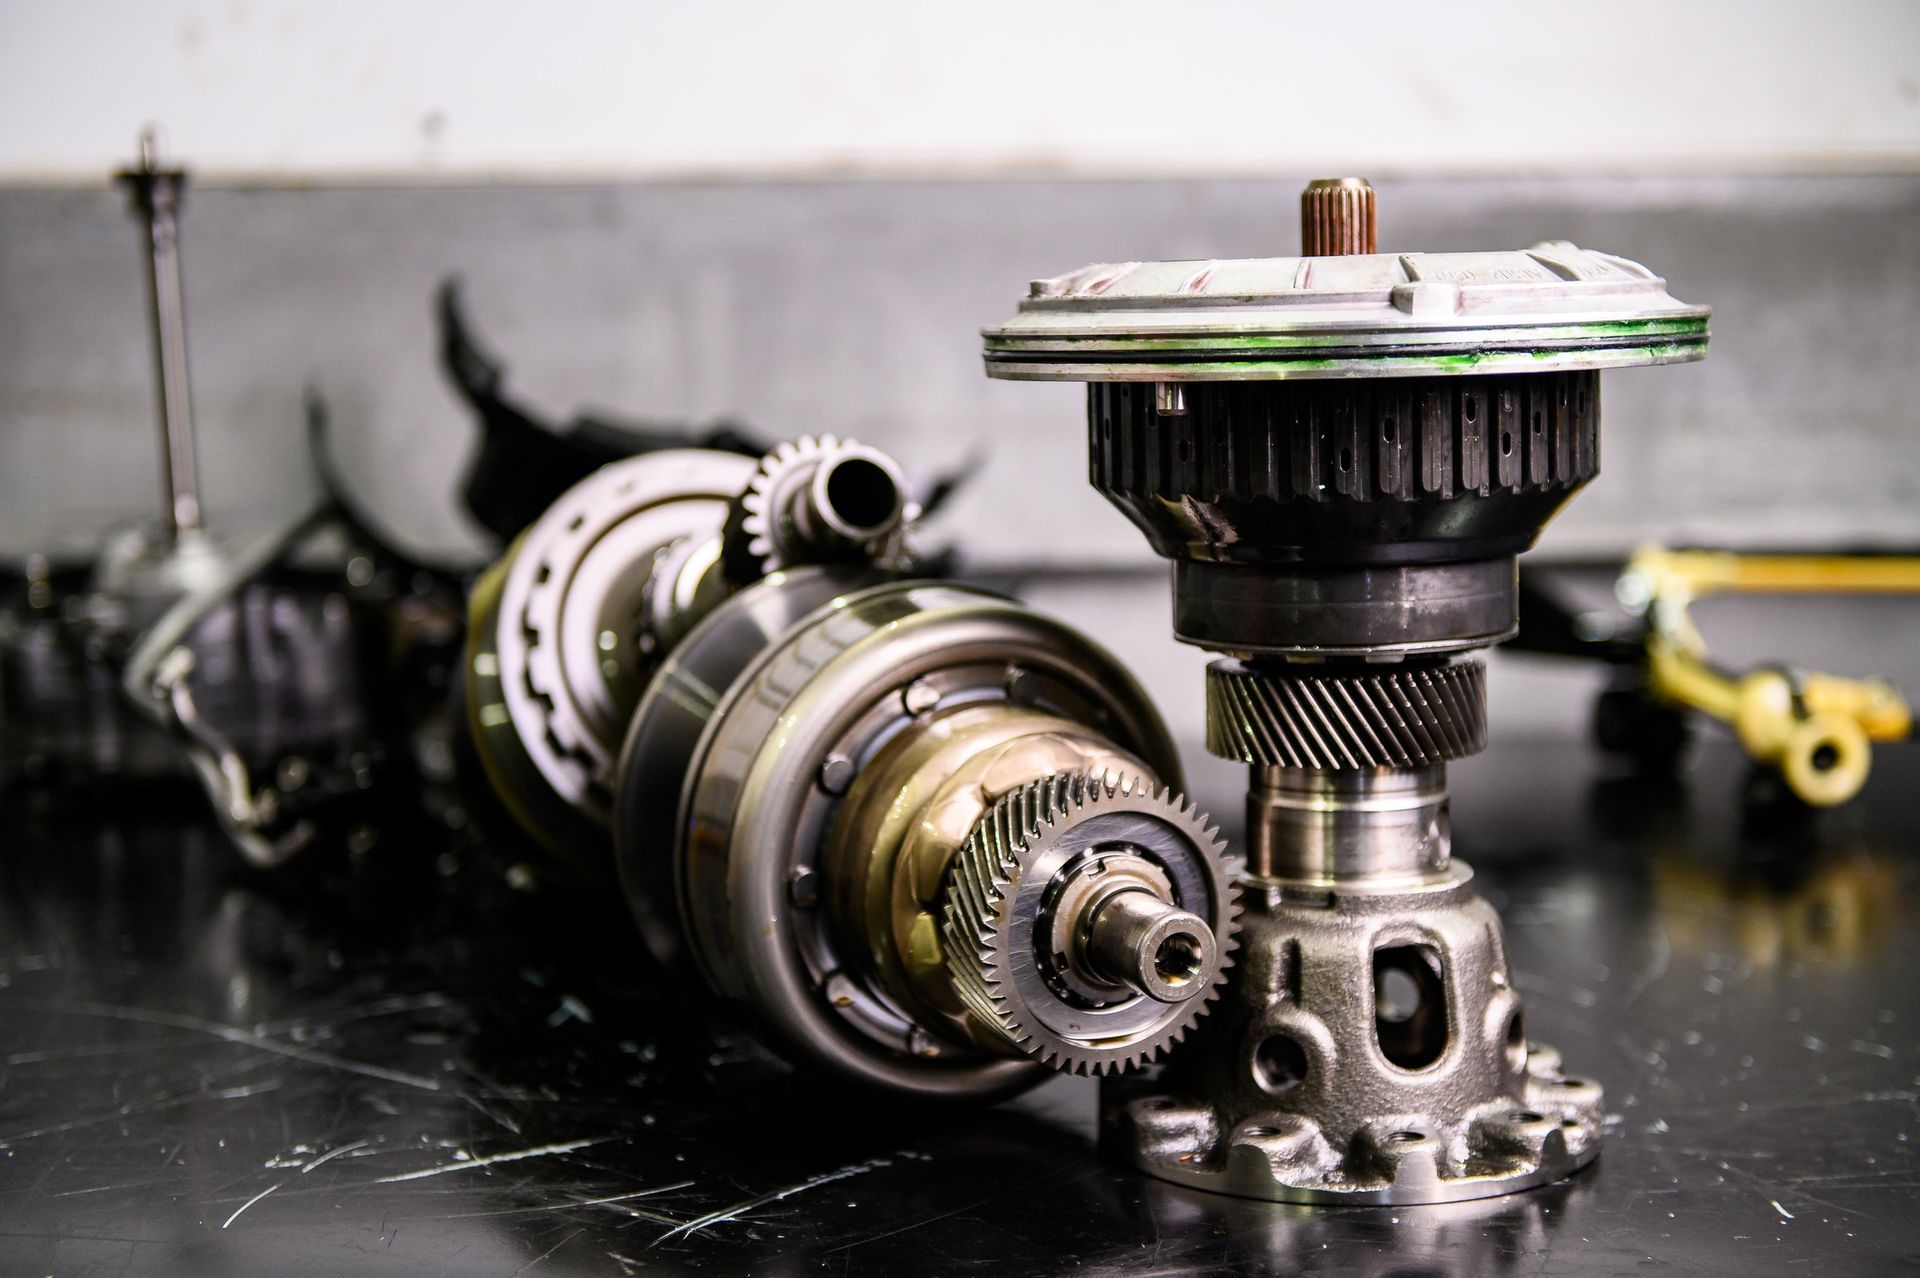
left=984, top=343, right=1707, bottom=378
left=985, top=317, right=1708, bottom=355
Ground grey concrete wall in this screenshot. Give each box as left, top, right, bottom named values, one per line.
left=3, top=174, right=1916, bottom=747
left=3, top=175, right=1916, bottom=566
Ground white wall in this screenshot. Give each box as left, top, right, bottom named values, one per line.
left=2, top=0, right=1918, bottom=181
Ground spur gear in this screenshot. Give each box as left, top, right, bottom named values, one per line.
left=940, top=771, right=1239, bottom=1076
left=721, top=435, right=911, bottom=583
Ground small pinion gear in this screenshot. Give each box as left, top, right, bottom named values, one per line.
left=940, top=771, right=1240, bottom=1076
left=721, top=435, right=911, bottom=583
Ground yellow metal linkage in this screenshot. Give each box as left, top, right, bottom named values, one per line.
left=1619, top=546, right=1919, bottom=807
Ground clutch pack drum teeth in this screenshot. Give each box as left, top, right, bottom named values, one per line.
left=941, top=772, right=1240, bottom=1076
left=723, top=435, right=913, bottom=582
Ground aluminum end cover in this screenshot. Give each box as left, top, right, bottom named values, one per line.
left=983, top=242, right=1708, bottom=382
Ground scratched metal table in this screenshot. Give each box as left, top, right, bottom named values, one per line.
left=1, top=735, right=1915, bottom=1276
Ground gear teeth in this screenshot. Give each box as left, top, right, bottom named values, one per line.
left=939, top=771, right=1238, bottom=1078
left=722, top=434, right=911, bottom=582
left=1205, top=659, right=1488, bottom=768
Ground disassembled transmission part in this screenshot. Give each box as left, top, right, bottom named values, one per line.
left=435, top=279, right=769, bottom=544
left=465, top=435, right=907, bottom=853
left=465, top=440, right=1238, bottom=1099
left=985, top=177, right=1709, bottom=1202
left=721, top=435, right=911, bottom=582
left=614, top=571, right=1237, bottom=1097
left=0, top=134, right=449, bottom=867
left=1617, top=546, right=1916, bottom=807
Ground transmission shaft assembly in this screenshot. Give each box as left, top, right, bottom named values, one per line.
left=465, top=434, right=1237, bottom=1100
left=459, top=175, right=1707, bottom=1203
left=984, top=178, right=1709, bottom=1202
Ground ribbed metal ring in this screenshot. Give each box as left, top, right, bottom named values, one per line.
left=1205, top=660, right=1487, bottom=768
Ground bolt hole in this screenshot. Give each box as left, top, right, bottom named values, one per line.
left=1389, top=1130, right=1425, bottom=1144
left=1242, top=1125, right=1282, bottom=1140
left=1562, top=1077, right=1592, bottom=1089
left=1810, top=742, right=1840, bottom=772
left=1504, top=1010, right=1527, bottom=1072
left=1381, top=418, right=1397, bottom=443
left=1338, top=446, right=1352, bottom=473
left=1562, top=1118, right=1580, bottom=1128
left=1155, top=933, right=1204, bottom=987
left=1500, top=432, right=1513, bottom=457
left=1252, top=1034, right=1309, bottom=1095
left=1464, top=396, right=1478, bottom=423
left=1513, top=1110, right=1544, bottom=1124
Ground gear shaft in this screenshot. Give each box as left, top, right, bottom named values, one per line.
left=940, top=771, right=1237, bottom=1076
left=722, top=435, right=909, bottom=583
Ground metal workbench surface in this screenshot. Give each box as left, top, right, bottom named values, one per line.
left=1, top=737, right=1915, bottom=1276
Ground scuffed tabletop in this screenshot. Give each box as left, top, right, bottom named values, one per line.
left=2, top=739, right=1916, bottom=1276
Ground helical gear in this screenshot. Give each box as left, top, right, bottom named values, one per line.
left=940, top=771, right=1240, bottom=1076
left=721, top=435, right=912, bottom=583
left=1205, top=658, right=1488, bottom=768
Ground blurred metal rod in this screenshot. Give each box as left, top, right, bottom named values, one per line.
left=117, top=127, right=202, bottom=538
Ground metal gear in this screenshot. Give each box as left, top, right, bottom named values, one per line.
left=940, top=771, right=1239, bottom=1076
left=1205, top=659, right=1488, bottom=769
left=722, top=435, right=911, bottom=583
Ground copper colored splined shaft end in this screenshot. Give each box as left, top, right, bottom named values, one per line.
left=1301, top=177, right=1376, bottom=257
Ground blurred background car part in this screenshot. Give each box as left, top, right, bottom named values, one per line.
left=1615, top=547, right=1916, bottom=806
left=1510, top=549, right=1918, bottom=807
left=0, top=135, right=463, bottom=866
left=983, top=177, right=1710, bottom=1203
left=436, top=279, right=768, bottom=546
